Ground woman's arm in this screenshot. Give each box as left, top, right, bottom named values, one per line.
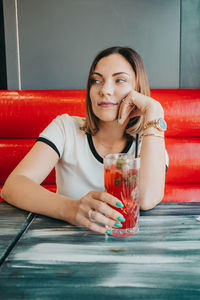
left=1, top=142, right=75, bottom=220
left=1, top=141, right=125, bottom=234
left=139, top=103, right=166, bottom=210
left=118, top=91, right=166, bottom=210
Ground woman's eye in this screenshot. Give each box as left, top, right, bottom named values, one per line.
left=116, top=78, right=127, bottom=83
left=90, top=78, right=102, bottom=85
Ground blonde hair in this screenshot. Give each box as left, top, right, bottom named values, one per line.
left=82, top=46, right=150, bottom=137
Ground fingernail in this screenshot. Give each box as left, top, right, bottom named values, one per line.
left=117, top=120, right=119, bottom=126
left=120, top=115, right=122, bottom=119
left=116, top=201, right=124, bottom=208
left=106, top=230, right=112, bottom=235
left=118, top=216, right=125, bottom=222
left=114, top=222, right=122, bottom=228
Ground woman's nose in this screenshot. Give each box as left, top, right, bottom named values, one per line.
left=99, top=81, right=114, bottom=96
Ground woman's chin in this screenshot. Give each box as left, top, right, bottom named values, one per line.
left=96, top=112, right=118, bottom=123
left=99, top=115, right=117, bottom=122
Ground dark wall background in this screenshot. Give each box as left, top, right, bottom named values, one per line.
left=1, top=0, right=200, bottom=90
left=0, top=0, right=7, bottom=89
left=181, top=0, right=200, bottom=87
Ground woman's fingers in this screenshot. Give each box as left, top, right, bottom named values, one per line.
left=118, top=90, right=144, bottom=125
left=118, top=98, right=136, bottom=125
left=90, top=191, right=124, bottom=221
left=78, top=212, right=124, bottom=235
left=80, top=216, right=107, bottom=235
left=91, top=198, right=124, bottom=222
left=91, top=210, right=123, bottom=228
left=86, top=191, right=123, bottom=208
left=77, top=191, right=125, bottom=234
left=118, top=90, right=156, bottom=125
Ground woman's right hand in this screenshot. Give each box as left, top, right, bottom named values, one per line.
left=71, top=191, right=125, bottom=235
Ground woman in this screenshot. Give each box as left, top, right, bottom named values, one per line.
left=1, top=46, right=168, bottom=235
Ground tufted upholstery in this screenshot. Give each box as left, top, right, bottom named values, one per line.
left=0, top=89, right=200, bottom=202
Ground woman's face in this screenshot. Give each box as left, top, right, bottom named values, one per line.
left=89, top=53, right=136, bottom=123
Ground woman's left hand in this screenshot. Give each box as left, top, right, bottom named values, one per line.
left=118, top=90, right=164, bottom=125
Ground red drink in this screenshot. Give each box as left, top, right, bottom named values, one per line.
left=104, top=154, right=140, bottom=237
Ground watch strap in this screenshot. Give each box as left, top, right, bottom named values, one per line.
left=143, top=118, right=167, bottom=131
left=143, top=119, right=158, bottom=130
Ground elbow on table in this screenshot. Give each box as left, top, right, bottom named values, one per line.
left=140, top=192, right=164, bottom=211
left=1, top=187, right=8, bottom=204
left=1, top=177, right=17, bottom=204
left=1, top=182, right=10, bottom=202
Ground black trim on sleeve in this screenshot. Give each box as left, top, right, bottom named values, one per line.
left=36, top=137, right=60, bottom=158
left=87, top=134, right=133, bottom=164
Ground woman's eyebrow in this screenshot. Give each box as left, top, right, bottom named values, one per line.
left=92, top=72, right=102, bottom=77
left=112, top=72, right=130, bottom=77
left=92, top=72, right=130, bottom=77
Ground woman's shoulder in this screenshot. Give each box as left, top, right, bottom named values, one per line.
left=71, top=116, right=86, bottom=128
left=53, top=114, right=86, bottom=138
left=54, top=114, right=85, bottom=128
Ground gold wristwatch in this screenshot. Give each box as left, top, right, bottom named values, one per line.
left=143, top=118, right=167, bottom=132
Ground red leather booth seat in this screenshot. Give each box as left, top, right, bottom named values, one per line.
left=0, top=89, right=200, bottom=203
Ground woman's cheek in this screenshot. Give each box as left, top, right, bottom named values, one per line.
left=89, top=87, right=97, bottom=102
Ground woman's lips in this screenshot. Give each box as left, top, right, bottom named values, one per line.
left=98, top=102, right=118, bottom=107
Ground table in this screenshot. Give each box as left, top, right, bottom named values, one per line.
left=0, top=201, right=200, bottom=299
left=0, top=203, right=32, bottom=265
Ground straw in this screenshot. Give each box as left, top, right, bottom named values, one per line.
left=135, top=133, right=139, bottom=158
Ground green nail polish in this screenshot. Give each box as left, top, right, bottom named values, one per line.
left=114, top=222, right=122, bottom=228
left=116, top=201, right=124, bottom=208
left=120, top=115, right=122, bottom=119
left=117, top=120, right=119, bottom=126
left=118, top=216, right=125, bottom=222
left=106, top=230, right=112, bottom=235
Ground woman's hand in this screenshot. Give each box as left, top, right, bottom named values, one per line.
left=72, top=191, right=125, bottom=235
left=118, top=90, right=164, bottom=125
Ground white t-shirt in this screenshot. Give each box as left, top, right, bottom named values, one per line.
left=37, top=114, right=169, bottom=199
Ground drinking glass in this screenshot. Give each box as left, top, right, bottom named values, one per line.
left=104, top=153, right=140, bottom=237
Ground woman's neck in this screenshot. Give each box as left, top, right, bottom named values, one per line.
left=92, top=120, right=128, bottom=157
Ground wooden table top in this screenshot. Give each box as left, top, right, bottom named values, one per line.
left=0, top=202, right=200, bottom=299
left=0, top=202, right=32, bottom=265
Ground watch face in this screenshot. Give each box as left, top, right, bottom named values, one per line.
left=158, top=119, right=167, bottom=131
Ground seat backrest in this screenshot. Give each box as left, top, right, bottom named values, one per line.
left=0, top=89, right=200, bottom=187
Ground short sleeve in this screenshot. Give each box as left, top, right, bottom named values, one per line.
left=37, top=114, right=68, bottom=158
